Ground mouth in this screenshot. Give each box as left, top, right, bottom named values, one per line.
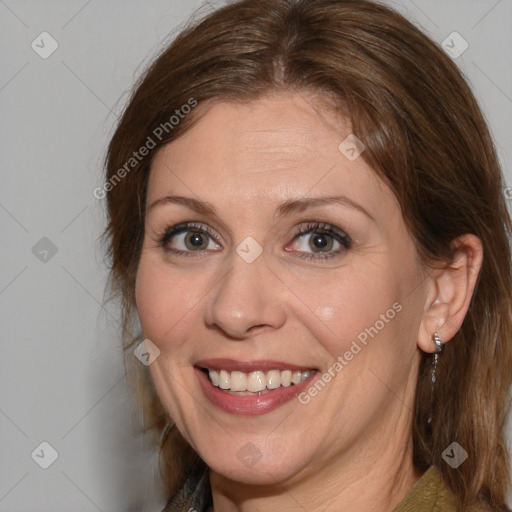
left=194, top=359, right=319, bottom=415
left=198, top=367, right=315, bottom=395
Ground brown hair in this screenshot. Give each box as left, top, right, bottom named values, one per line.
left=102, top=0, right=512, bottom=509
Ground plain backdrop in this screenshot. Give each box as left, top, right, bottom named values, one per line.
left=1, top=1, right=511, bottom=510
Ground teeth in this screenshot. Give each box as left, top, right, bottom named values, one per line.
left=219, top=370, right=230, bottom=390
left=247, top=371, right=266, bottom=392
left=291, top=371, right=302, bottom=385
left=230, top=371, right=247, bottom=392
left=206, top=368, right=314, bottom=393
left=281, top=370, right=292, bottom=387
left=209, top=370, right=219, bottom=387
left=266, top=369, right=281, bottom=389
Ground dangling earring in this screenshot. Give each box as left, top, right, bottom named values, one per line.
left=431, top=331, right=444, bottom=384
left=427, top=331, right=444, bottom=426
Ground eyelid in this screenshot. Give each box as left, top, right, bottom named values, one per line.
left=160, top=221, right=222, bottom=245
left=294, top=221, right=350, bottom=242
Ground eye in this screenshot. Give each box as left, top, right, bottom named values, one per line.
left=158, top=222, right=221, bottom=257
left=157, top=221, right=351, bottom=261
left=287, top=222, right=351, bottom=261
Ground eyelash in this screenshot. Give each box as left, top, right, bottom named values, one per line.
left=157, top=221, right=352, bottom=261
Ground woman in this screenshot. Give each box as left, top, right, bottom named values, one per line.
left=101, top=0, right=512, bottom=510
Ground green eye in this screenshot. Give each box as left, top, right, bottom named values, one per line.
left=159, top=221, right=351, bottom=261
left=289, top=222, right=351, bottom=261
left=159, top=222, right=222, bottom=257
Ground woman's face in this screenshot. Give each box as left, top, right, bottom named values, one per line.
left=136, top=92, right=429, bottom=486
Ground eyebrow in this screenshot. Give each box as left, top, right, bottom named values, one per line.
left=147, top=194, right=374, bottom=221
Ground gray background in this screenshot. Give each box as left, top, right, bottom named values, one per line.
left=1, top=1, right=511, bottom=510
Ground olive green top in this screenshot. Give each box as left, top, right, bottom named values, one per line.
left=162, top=463, right=500, bottom=511
left=393, top=465, right=495, bottom=512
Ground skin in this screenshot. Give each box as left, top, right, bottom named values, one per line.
left=135, top=92, right=483, bottom=512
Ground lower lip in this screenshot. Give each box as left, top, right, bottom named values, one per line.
left=194, top=367, right=319, bottom=415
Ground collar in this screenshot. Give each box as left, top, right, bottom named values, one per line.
left=161, top=462, right=212, bottom=512
left=163, top=464, right=486, bottom=512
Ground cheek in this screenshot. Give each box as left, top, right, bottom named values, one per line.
left=293, top=259, right=418, bottom=366
left=301, top=270, right=394, bottom=348
left=135, top=254, right=199, bottom=349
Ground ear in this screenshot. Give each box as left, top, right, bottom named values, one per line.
left=417, top=234, right=483, bottom=353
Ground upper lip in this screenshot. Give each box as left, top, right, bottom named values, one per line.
left=195, top=358, right=317, bottom=373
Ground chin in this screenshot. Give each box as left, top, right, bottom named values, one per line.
left=199, top=437, right=313, bottom=486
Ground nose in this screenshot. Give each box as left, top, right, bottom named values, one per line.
left=204, top=251, right=286, bottom=339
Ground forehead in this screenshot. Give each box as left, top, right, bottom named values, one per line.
left=148, top=93, right=394, bottom=218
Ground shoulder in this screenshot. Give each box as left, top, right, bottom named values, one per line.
left=467, top=502, right=510, bottom=512
left=393, top=466, right=507, bottom=512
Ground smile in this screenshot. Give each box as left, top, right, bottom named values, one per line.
left=204, top=368, right=314, bottom=394
left=194, top=359, right=319, bottom=415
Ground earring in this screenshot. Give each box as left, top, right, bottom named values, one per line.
left=431, top=331, right=444, bottom=384
left=427, top=332, right=444, bottom=426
